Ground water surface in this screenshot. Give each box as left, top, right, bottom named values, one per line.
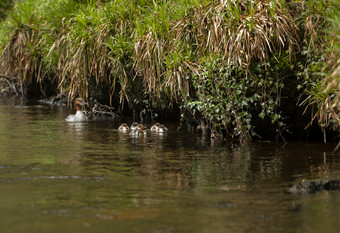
left=0, top=97, right=340, bottom=233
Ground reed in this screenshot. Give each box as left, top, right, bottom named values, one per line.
left=300, top=0, right=340, bottom=142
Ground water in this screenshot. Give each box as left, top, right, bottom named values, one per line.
left=0, top=97, right=340, bottom=233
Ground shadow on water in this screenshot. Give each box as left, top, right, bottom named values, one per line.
left=0, top=97, right=340, bottom=233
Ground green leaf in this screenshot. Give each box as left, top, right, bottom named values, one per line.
left=259, top=112, right=265, bottom=119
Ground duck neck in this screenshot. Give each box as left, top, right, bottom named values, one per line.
left=74, top=103, right=81, bottom=111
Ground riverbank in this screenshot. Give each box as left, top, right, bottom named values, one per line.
left=0, top=0, right=339, bottom=141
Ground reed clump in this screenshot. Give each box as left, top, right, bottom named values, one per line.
left=0, top=0, right=338, bottom=140
left=299, top=0, right=340, bottom=142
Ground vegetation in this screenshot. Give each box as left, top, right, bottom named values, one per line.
left=0, top=0, right=13, bottom=20
left=0, top=0, right=339, bottom=141
left=298, top=0, right=340, bottom=143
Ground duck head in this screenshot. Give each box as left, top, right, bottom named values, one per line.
left=118, top=123, right=130, bottom=132
left=74, top=98, right=88, bottom=111
left=151, top=122, right=160, bottom=131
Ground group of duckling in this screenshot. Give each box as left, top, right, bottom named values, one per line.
left=118, top=122, right=168, bottom=136
left=65, top=98, right=226, bottom=141
left=65, top=98, right=168, bottom=136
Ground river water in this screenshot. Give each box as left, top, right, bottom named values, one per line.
left=0, top=97, right=339, bottom=233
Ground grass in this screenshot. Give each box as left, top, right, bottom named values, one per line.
left=300, top=0, right=340, bottom=142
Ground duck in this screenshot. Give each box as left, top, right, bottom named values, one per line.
left=157, top=124, right=168, bottom=133
left=129, top=122, right=141, bottom=135
left=150, top=122, right=160, bottom=132
left=65, top=98, right=88, bottom=122
left=139, top=126, right=148, bottom=136
left=118, top=123, right=129, bottom=133
left=130, top=122, right=139, bottom=132
left=130, top=125, right=147, bottom=136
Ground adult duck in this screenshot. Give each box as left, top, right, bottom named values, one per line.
left=65, top=98, right=88, bottom=122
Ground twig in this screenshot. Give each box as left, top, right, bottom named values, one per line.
left=333, top=140, right=340, bottom=153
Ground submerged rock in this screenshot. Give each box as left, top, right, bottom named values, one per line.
left=290, top=179, right=340, bottom=194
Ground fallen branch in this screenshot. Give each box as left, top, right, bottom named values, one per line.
left=89, top=102, right=120, bottom=119
left=0, top=74, right=24, bottom=96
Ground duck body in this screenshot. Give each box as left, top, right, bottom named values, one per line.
left=118, top=123, right=129, bottom=133
left=65, top=110, right=88, bottom=122
left=65, top=98, right=88, bottom=122
left=157, top=124, right=168, bottom=133
left=130, top=122, right=139, bottom=132
left=150, top=123, right=160, bottom=132
left=129, top=125, right=147, bottom=136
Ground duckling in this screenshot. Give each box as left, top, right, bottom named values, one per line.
left=157, top=124, right=168, bottom=133
left=65, top=98, right=88, bottom=122
left=139, top=126, right=148, bottom=136
left=118, top=123, right=129, bottom=133
left=130, top=125, right=147, bottom=136
left=151, top=122, right=160, bottom=132
left=130, top=122, right=139, bottom=132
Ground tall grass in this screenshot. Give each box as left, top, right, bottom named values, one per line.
left=300, top=0, right=340, bottom=142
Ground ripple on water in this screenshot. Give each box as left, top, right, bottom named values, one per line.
left=1, top=99, right=340, bottom=233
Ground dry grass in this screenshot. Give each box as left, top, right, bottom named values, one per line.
left=301, top=0, right=340, bottom=141
left=310, top=59, right=340, bottom=142
left=0, top=0, right=301, bottom=102
left=299, top=0, right=329, bottom=52
left=134, top=0, right=300, bottom=101
left=0, top=28, right=45, bottom=93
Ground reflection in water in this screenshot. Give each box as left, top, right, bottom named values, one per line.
left=66, top=122, right=87, bottom=134
left=0, top=98, right=340, bottom=233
